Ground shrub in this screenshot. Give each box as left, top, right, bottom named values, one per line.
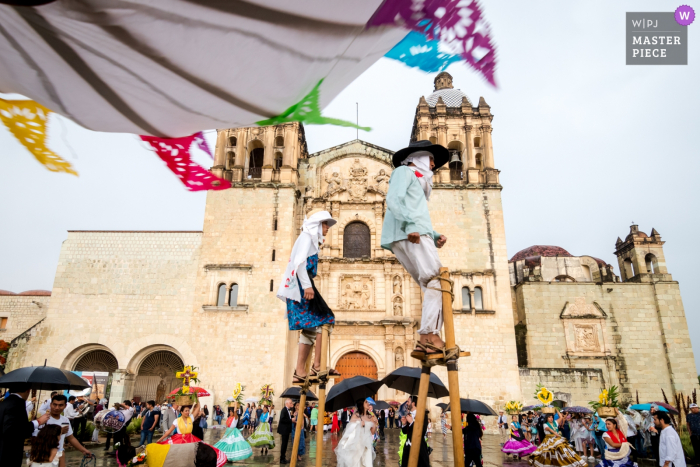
left=126, top=417, right=141, bottom=435
left=681, top=430, right=695, bottom=460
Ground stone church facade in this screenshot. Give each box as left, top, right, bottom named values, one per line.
left=2, top=73, right=697, bottom=415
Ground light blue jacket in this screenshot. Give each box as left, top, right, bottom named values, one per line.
left=381, top=166, right=441, bottom=251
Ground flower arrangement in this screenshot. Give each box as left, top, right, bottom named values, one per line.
left=505, top=401, right=523, bottom=414
left=0, top=340, right=9, bottom=369
left=534, top=384, right=555, bottom=413
left=226, top=383, right=245, bottom=406
left=259, top=384, right=274, bottom=406
left=173, top=365, right=200, bottom=405
left=128, top=451, right=147, bottom=466
left=589, top=386, right=619, bottom=416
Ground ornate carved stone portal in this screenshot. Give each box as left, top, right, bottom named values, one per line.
left=574, top=325, right=600, bottom=352
left=348, top=158, right=369, bottom=201
left=393, top=297, right=403, bottom=316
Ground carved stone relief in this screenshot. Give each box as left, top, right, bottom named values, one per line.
left=339, top=275, right=375, bottom=310
left=574, top=325, right=600, bottom=352
left=324, top=171, right=344, bottom=196
left=348, top=159, right=369, bottom=201
left=392, top=275, right=402, bottom=295
left=561, top=297, right=605, bottom=318
left=374, top=169, right=390, bottom=195
left=395, top=347, right=404, bottom=367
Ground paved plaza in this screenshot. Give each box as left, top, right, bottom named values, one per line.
left=59, top=429, right=527, bottom=467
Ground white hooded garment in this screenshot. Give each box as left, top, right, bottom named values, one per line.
left=277, top=211, right=336, bottom=304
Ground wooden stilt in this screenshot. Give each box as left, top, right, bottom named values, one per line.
left=290, top=345, right=313, bottom=467
left=407, top=366, right=432, bottom=467
left=315, top=325, right=331, bottom=467
left=407, top=266, right=466, bottom=467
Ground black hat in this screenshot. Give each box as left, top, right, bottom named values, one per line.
left=392, top=140, right=450, bottom=170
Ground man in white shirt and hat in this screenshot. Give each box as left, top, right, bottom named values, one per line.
left=277, top=210, right=341, bottom=383
left=381, top=140, right=450, bottom=357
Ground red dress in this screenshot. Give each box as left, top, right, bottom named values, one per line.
left=331, top=412, right=340, bottom=433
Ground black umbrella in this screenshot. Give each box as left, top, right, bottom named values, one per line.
left=436, top=402, right=449, bottom=412
left=382, top=366, right=449, bottom=399
left=447, top=398, right=498, bottom=416
left=373, top=400, right=391, bottom=411
left=325, top=376, right=384, bottom=411
left=0, top=364, right=90, bottom=391
left=280, top=386, right=318, bottom=402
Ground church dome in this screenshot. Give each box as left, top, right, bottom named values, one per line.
left=0, top=289, right=16, bottom=296
left=510, top=245, right=573, bottom=262
left=18, top=290, right=51, bottom=296
left=425, top=88, right=471, bottom=107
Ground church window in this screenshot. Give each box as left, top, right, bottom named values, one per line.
left=474, top=287, right=483, bottom=310
left=645, top=254, right=659, bottom=274
left=228, top=136, right=237, bottom=147
left=623, top=259, right=634, bottom=280
left=0, top=317, right=7, bottom=329
left=274, top=152, right=283, bottom=170
left=275, top=136, right=284, bottom=146
left=226, top=150, right=235, bottom=168
left=272, top=250, right=276, bottom=261
left=228, top=284, right=239, bottom=306
left=343, top=222, right=371, bottom=258
left=461, top=287, right=471, bottom=310
left=270, top=280, right=274, bottom=292
left=475, top=153, right=483, bottom=170
left=217, top=284, right=227, bottom=306
left=474, top=136, right=482, bottom=147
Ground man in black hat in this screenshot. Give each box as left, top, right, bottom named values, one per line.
left=0, top=384, right=50, bottom=467
left=381, top=140, right=449, bottom=356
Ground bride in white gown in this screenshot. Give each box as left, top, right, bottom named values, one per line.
left=335, top=398, right=378, bottom=467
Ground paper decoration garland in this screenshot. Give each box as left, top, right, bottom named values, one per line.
left=0, top=99, right=77, bottom=175
left=257, top=79, right=370, bottom=131
left=370, top=0, right=498, bottom=86
left=193, top=131, right=213, bottom=159
left=385, top=31, right=462, bottom=73
left=140, top=134, right=231, bottom=191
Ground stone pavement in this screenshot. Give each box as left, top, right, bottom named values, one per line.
left=61, top=429, right=530, bottom=467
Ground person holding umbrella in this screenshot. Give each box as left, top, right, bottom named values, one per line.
left=276, top=211, right=341, bottom=383
left=381, top=141, right=449, bottom=357
left=400, top=396, right=430, bottom=467
left=0, top=384, right=50, bottom=467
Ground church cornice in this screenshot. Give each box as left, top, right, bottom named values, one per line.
left=433, top=183, right=503, bottom=191
left=319, top=256, right=399, bottom=265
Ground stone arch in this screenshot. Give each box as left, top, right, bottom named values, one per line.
left=336, top=215, right=376, bottom=235
left=130, top=347, right=185, bottom=403
left=126, top=343, right=188, bottom=375
left=61, top=343, right=120, bottom=372
left=331, top=344, right=384, bottom=375
left=645, top=253, right=659, bottom=274
left=333, top=350, right=379, bottom=385
left=579, top=257, right=601, bottom=281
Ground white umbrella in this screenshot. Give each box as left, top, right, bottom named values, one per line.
left=243, top=397, right=258, bottom=404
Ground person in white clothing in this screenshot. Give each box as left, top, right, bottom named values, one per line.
left=37, top=392, right=58, bottom=417
left=655, top=412, right=685, bottom=467
left=32, top=394, right=93, bottom=467
left=335, top=398, right=377, bottom=467
left=498, top=410, right=508, bottom=445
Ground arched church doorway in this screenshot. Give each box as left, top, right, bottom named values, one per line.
left=72, top=349, right=118, bottom=402
left=334, top=352, right=378, bottom=385
left=132, top=350, right=184, bottom=403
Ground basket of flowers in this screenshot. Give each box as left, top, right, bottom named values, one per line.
left=127, top=451, right=147, bottom=467
left=173, top=365, right=200, bottom=406
left=534, top=385, right=555, bottom=413
left=590, top=386, right=619, bottom=417
left=227, top=383, right=244, bottom=407
left=505, top=401, right=523, bottom=415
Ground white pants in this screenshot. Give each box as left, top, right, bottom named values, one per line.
left=391, top=236, right=443, bottom=335
left=299, top=326, right=333, bottom=345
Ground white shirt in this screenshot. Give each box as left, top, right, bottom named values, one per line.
left=38, top=399, right=51, bottom=416
left=270, top=409, right=276, bottom=419
left=120, top=407, right=135, bottom=423
left=659, top=425, right=686, bottom=467
left=33, top=415, right=73, bottom=451
left=64, top=403, right=78, bottom=419
left=26, top=400, right=34, bottom=416
left=498, top=415, right=507, bottom=425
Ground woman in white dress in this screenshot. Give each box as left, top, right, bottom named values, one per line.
left=335, top=398, right=377, bottom=467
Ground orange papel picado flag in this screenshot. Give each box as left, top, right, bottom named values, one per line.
left=0, top=99, right=77, bottom=175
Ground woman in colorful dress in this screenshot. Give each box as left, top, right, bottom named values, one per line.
left=502, top=414, right=537, bottom=458
left=157, top=402, right=202, bottom=442
left=529, top=412, right=587, bottom=467
left=440, top=411, right=448, bottom=438
left=277, top=211, right=341, bottom=383
left=248, top=405, right=275, bottom=455
left=597, top=410, right=637, bottom=467
left=212, top=407, right=253, bottom=462
left=242, top=404, right=251, bottom=432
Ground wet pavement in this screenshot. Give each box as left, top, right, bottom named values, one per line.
left=57, top=427, right=530, bottom=467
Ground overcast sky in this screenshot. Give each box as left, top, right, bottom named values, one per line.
left=1, top=1, right=698, bottom=371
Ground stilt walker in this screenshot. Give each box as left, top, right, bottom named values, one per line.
left=381, top=141, right=469, bottom=467
left=277, top=211, right=340, bottom=467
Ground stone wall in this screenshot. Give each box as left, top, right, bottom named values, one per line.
left=15, top=231, right=203, bottom=372
left=514, top=280, right=699, bottom=405
left=0, top=294, right=49, bottom=342
left=519, top=367, right=604, bottom=407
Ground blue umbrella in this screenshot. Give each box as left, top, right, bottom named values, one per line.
left=629, top=404, right=668, bottom=413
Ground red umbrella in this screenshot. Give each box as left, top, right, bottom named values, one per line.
left=650, top=402, right=680, bottom=415
left=168, top=387, right=211, bottom=397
